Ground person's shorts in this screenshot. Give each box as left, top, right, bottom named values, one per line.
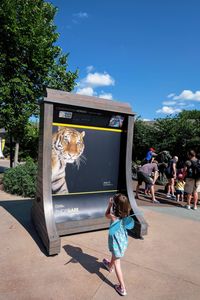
left=184, top=178, right=200, bottom=194
left=165, top=173, right=174, bottom=179
left=175, top=189, right=184, bottom=195
left=137, top=171, right=153, bottom=186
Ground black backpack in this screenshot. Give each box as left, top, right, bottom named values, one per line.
left=188, top=160, right=200, bottom=179
left=192, top=160, right=200, bottom=179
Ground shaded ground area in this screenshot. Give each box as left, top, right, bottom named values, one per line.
left=132, top=180, right=200, bottom=208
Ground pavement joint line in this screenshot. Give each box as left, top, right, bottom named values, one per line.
left=122, top=258, right=200, bottom=288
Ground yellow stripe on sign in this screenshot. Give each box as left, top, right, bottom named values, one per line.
left=52, top=189, right=118, bottom=196
left=52, top=122, right=123, bottom=132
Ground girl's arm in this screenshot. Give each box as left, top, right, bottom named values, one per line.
left=105, top=198, right=117, bottom=221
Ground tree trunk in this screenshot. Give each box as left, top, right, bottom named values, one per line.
left=14, top=142, right=19, bottom=167
left=0, top=137, right=4, bottom=159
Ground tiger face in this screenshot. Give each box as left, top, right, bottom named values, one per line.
left=52, top=128, right=85, bottom=166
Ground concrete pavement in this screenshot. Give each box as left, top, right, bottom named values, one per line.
left=1, top=189, right=200, bottom=300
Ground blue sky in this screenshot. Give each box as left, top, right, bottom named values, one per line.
left=49, top=0, right=200, bottom=120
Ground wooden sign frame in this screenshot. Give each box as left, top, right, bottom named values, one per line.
left=32, top=89, right=148, bottom=255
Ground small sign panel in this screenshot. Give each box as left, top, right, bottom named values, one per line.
left=59, top=111, right=73, bottom=119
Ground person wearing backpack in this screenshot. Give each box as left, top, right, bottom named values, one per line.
left=184, top=150, right=200, bottom=210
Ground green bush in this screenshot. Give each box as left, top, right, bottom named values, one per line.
left=3, top=158, right=37, bottom=197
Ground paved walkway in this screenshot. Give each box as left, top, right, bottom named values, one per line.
left=1, top=159, right=200, bottom=299
left=1, top=189, right=200, bottom=300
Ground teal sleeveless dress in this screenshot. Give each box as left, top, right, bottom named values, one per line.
left=108, top=219, right=128, bottom=258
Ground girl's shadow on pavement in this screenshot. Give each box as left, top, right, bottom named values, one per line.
left=63, top=244, right=113, bottom=288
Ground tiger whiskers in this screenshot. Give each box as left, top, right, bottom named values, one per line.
left=76, top=154, right=87, bottom=169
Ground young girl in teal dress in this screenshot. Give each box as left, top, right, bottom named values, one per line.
left=103, top=193, right=133, bottom=296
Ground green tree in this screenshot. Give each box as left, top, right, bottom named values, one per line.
left=154, top=110, right=200, bottom=160
left=133, top=117, right=156, bottom=162
left=46, top=53, right=78, bottom=91
left=0, top=0, right=78, bottom=166
left=133, top=110, right=200, bottom=166
left=19, top=121, right=39, bottom=161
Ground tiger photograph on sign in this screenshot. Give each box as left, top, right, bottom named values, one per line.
left=51, top=126, right=86, bottom=194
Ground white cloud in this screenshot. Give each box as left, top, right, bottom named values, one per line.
left=73, top=12, right=88, bottom=18
left=167, top=93, right=175, bottom=98
left=83, top=72, right=115, bottom=87
left=156, top=106, right=182, bottom=114
left=76, top=69, right=115, bottom=100
left=162, top=100, right=176, bottom=106
left=142, top=118, right=151, bottom=121
left=178, top=103, right=195, bottom=108
left=76, top=87, right=95, bottom=97
left=86, top=65, right=94, bottom=73
left=99, top=93, right=113, bottom=100
left=172, top=90, right=200, bottom=101
left=71, top=12, right=89, bottom=26
left=156, top=89, right=199, bottom=117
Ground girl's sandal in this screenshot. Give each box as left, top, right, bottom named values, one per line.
left=102, top=258, right=113, bottom=272
left=114, top=284, right=127, bottom=296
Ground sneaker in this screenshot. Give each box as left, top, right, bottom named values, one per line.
left=102, top=258, right=113, bottom=272
left=166, top=193, right=171, bottom=198
left=171, top=195, right=176, bottom=200
left=193, top=206, right=198, bottom=210
left=152, top=199, right=160, bottom=203
left=186, top=205, right=191, bottom=210
left=114, top=284, right=127, bottom=296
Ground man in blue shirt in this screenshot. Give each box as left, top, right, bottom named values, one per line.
left=145, top=148, right=157, bottom=163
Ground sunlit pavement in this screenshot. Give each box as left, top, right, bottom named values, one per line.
left=1, top=163, right=200, bottom=299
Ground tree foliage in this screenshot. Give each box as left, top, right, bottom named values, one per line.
left=3, top=158, right=37, bottom=197
left=133, top=110, right=200, bottom=164
left=0, top=0, right=78, bottom=143
left=133, top=117, right=156, bottom=162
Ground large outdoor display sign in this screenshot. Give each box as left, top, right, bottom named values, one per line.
left=32, top=89, right=148, bottom=255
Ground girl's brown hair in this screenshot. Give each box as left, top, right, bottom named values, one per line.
left=112, top=193, right=131, bottom=218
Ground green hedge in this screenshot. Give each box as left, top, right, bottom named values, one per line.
left=3, top=158, right=37, bottom=197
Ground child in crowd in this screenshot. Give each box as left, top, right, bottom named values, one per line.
left=103, top=193, right=132, bottom=296
left=175, top=173, right=185, bottom=202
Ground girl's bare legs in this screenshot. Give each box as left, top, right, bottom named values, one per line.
left=176, top=193, right=180, bottom=202
left=180, top=193, right=184, bottom=202
left=113, top=256, right=126, bottom=291
left=108, top=254, right=115, bottom=270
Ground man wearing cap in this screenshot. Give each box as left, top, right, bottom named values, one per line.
left=145, top=148, right=157, bottom=163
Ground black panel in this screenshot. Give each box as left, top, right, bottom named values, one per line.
left=51, top=104, right=128, bottom=231
left=53, top=104, right=127, bottom=130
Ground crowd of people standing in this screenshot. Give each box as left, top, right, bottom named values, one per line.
left=135, top=148, right=200, bottom=210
